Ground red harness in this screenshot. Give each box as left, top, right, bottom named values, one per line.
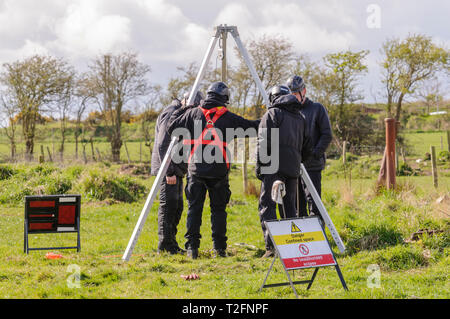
left=182, top=107, right=230, bottom=169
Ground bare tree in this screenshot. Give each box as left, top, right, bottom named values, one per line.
left=0, top=94, right=19, bottom=160
left=0, top=55, right=74, bottom=160
left=234, top=34, right=294, bottom=118
left=85, top=52, right=151, bottom=162
left=73, top=74, right=95, bottom=160
left=52, top=71, right=76, bottom=161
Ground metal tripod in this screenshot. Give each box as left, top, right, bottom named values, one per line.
left=122, top=25, right=345, bottom=262
left=186, top=24, right=270, bottom=107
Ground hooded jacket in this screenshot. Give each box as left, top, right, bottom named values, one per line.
left=256, top=94, right=313, bottom=179
left=167, top=95, right=260, bottom=179
left=151, top=99, right=187, bottom=177
left=300, top=98, right=332, bottom=171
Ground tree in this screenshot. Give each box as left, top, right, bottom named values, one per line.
left=73, top=74, right=94, bottom=160
left=53, top=71, right=76, bottom=161
left=380, top=34, right=449, bottom=120
left=324, top=50, right=369, bottom=111
left=0, top=94, right=19, bottom=160
left=291, top=54, right=338, bottom=107
left=85, top=52, right=151, bottom=162
left=323, top=50, right=369, bottom=146
left=0, top=55, right=74, bottom=160
left=234, top=34, right=294, bottom=118
left=141, top=84, right=163, bottom=161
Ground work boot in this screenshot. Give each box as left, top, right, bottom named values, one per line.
left=187, top=248, right=199, bottom=259
left=213, top=249, right=227, bottom=258
left=262, top=249, right=274, bottom=258
left=174, top=246, right=186, bottom=254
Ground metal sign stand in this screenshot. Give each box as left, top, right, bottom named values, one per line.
left=260, top=217, right=348, bottom=298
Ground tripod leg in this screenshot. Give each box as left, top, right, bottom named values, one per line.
left=230, top=31, right=270, bottom=106
left=187, top=34, right=219, bottom=105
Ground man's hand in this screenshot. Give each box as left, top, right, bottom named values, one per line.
left=166, top=175, right=177, bottom=185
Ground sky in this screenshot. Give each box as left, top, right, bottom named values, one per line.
left=0, top=0, right=449, bottom=104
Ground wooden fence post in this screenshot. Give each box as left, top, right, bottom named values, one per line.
left=46, top=146, right=53, bottom=162
left=90, top=139, right=96, bottom=162
left=40, top=145, right=45, bottom=162
left=430, top=146, right=438, bottom=188
left=447, top=130, right=450, bottom=152
left=96, top=148, right=102, bottom=162
left=342, top=141, right=347, bottom=165
left=124, top=142, right=131, bottom=164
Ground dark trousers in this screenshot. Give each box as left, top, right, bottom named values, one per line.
left=298, top=170, right=322, bottom=217
left=184, top=174, right=231, bottom=250
left=158, top=175, right=184, bottom=250
left=258, top=174, right=298, bottom=251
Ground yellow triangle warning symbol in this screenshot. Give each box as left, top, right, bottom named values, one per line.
left=291, top=222, right=301, bottom=233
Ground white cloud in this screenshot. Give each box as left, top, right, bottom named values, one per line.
left=0, top=0, right=447, bottom=102
left=51, top=0, right=132, bottom=57
left=214, top=1, right=356, bottom=54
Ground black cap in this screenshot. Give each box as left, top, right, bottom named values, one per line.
left=183, top=90, right=204, bottom=107
left=268, top=85, right=290, bottom=104
left=206, top=81, right=230, bottom=103
left=286, top=75, right=305, bottom=93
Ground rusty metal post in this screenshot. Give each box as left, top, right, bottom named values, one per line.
left=385, top=118, right=396, bottom=190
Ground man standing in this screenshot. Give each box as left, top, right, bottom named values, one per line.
left=286, top=75, right=332, bottom=217
left=151, top=91, right=203, bottom=254
left=168, top=81, right=259, bottom=259
left=256, top=85, right=312, bottom=257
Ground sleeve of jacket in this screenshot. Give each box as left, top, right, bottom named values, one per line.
left=229, top=112, right=260, bottom=134
left=301, top=115, right=313, bottom=163
left=150, top=121, right=161, bottom=176
left=256, top=110, right=278, bottom=180
left=313, top=104, right=332, bottom=158
left=166, top=105, right=192, bottom=136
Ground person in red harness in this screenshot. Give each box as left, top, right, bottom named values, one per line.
left=167, top=81, right=259, bottom=259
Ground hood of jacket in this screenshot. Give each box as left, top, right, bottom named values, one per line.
left=200, top=95, right=228, bottom=110
left=269, top=94, right=303, bottom=114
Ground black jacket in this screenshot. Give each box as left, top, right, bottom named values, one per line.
left=151, top=99, right=187, bottom=177
left=300, top=98, right=332, bottom=171
left=256, top=94, right=312, bottom=179
left=167, top=96, right=259, bottom=179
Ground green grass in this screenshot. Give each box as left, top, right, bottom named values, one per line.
left=404, top=131, right=449, bottom=157
left=0, top=163, right=448, bottom=299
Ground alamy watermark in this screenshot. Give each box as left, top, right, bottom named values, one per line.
left=66, top=264, right=81, bottom=289
left=171, top=124, right=280, bottom=175
left=366, top=4, right=381, bottom=29
left=366, top=264, right=381, bottom=288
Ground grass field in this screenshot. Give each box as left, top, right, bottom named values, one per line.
left=0, top=162, right=448, bottom=299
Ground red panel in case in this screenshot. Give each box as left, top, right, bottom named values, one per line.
left=29, top=222, right=54, bottom=230
left=29, top=201, right=55, bottom=208
left=58, top=205, right=76, bottom=225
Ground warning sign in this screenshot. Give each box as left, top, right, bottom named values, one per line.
left=291, top=222, right=301, bottom=233
left=266, top=217, right=336, bottom=270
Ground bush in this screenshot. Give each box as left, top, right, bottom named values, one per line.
left=0, top=165, right=16, bottom=180
left=438, top=150, right=450, bottom=162
left=343, top=222, right=403, bottom=254
left=75, top=169, right=146, bottom=203
left=397, top=162, right=418, bottom=176
left=375, top=245, right=428, bottom=270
